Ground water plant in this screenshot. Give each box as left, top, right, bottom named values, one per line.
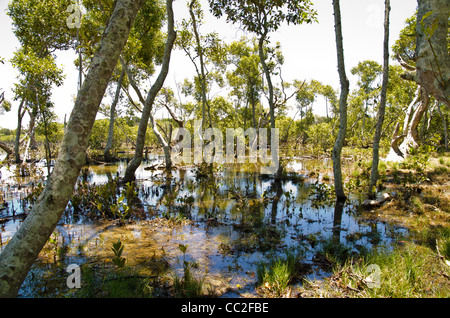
left=256, top=250, right=304, bottom=296
left=111, top=239, right=126, bottom=268
left=113, top=195, right=130, bottom=225
left=173, top=243, right=204, bottom=297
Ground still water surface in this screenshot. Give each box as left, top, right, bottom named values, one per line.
left=0, top=155, right=407, bottom=297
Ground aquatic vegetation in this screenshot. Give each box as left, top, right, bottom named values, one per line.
left=256, top=250, right=305, bottom=297
left=4, top=152, right=447, bottom=298
left=111, top=239, right=126, bottom=268
left=172, top=244, right=204, bottom=297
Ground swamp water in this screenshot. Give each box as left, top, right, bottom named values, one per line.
left=0, top=155, right=408, bottom=297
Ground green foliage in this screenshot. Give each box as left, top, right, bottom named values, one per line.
left=10, top=48, right=65, bottom=104
left=88, top=118, right=138, bottom=151
left=209, top=0, right=317, bottom=35
left=25, top=182, right=44, bottom=205
left=173, top=243, right=204, bottom=297
left=7, top=0, right=77, bottom=52
left=306, top=122, right=334, bottom=154
left=392, top=14, right=416, bottom=66
left=69, top=179, right=138, bottom=223
left=81, top=0, right=166, bottom=78
left=256, top=250, right=303, bottom=296
left=111, top=239, right=126, bottom=268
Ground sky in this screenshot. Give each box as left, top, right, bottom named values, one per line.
left=0, top=0, right=418, bottom=130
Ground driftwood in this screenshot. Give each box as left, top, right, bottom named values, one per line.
left=362, top=192, right=392, bottom=209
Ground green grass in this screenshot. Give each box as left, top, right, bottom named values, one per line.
left=302, top=241, right=450, bottom=298
left=172, top=263, right=204, bottom=298
left=256, top=250, right=304, bottom=296
left=73, top=266, right=154, bottom=298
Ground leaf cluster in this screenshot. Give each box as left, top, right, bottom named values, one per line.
left=209, top=0, right=317, bottom=36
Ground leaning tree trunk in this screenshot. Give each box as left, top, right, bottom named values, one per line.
left=123, top=0, right=176, bottom=183
left=0, top=141, right=13, bottom=159
left=0, top=0, right=143, bottom=297
left=104, top=68, right=125, bottom=162
left=369, top=0, right=390, bottom=198
left=332, top=0, right=350, bottom=200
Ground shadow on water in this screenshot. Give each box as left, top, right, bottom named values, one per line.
left=0, top=155, right=408, bottom=297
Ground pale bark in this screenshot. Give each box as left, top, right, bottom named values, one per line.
left=332, top=0, right=349, bottom=200
left=414, top=0, right=450, bottom=107
left=403, top=87, right=421, bottom=134
left=388, top=0, right=450, bottom=161
left=0, top=0, right=143, bottom=297
left=388, top=122, right=406, bottom=160
left=369, top=0, right=390, bottom=198
left=123, top=0, right=176, bottom=183
left=398, top=87, right=430, bottom=155
left=104, top=68, right=125, bottom=162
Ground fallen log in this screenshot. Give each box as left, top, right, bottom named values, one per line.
left=362, top=192, right=392, bottom=209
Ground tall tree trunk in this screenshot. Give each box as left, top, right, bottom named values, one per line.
left=369, top=0, right=390, bottom=198
left=250, top=83, right=257, bottom=129
left=123, top=0, right=176, bottom=183
left=258, top=33, right=275, bottom=129
left=332, top=0, right=350, bottom=200
left=0, top=0, right=143, bottom=297
left=14, top=99, right=26, bottom=163
left=23, top=110, right=36, bottom=162
left=42, top=111, right=52, bottom=177
left=149, top=112, right=172, bottom=171
left=189, top=0, right=210, bottom=129
left=104, top=68, right=125, bottom=162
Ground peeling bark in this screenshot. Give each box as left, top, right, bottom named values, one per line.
left=398, top=87, right=430, bottom=155
left=414, top=0, right=450, bottom=107
left=0, top=0, right=143, bottom=297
